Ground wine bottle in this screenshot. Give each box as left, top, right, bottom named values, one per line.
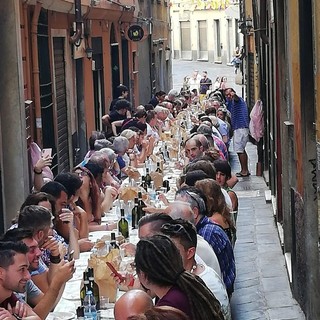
left=132, top=197, right=138, bottom=229
left=88, top=268, right=100, bottom=310
left=80, top=271, right=90, bottom=304
left=119, top=208, right=129, bottom=239
left=145, top=168, right=152, bottom=187
left=155, top=162, right=162, bottom=173
left=140, top=176, right=148, bottom=191
left=110, top=232, right=120, bottom=250
left=137, top=192, right=146, bottom=223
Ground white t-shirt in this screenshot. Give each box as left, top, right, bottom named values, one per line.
left=196, top=235, right=221, bottom=278
left=146, top=123, right=160, bottom=141
left=221, top=188, right=232, bottom=210
left=198, top=264, right=232, bottom=320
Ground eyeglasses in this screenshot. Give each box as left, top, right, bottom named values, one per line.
left=161, top=223, right=193, bottom=244
left=75, top=171, right=88, bottom=177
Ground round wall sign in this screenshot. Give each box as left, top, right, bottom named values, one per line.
left=127, top=25, right=144, bottom=42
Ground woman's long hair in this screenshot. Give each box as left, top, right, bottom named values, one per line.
left=73, top=165, right=101, bottom=223
left=135, top=235, right=224, bottom=320
left=195, top=178, right=235, bottom=231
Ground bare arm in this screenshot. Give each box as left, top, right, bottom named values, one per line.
left=101, top=187, right=117, bottom=214
left=33, top=156, right=52, bottom=191
left=4, top=301, right=41, bottom=320
left=111, top=120, right=124, bottom=136
left=32, top=261, right=75, bottom=319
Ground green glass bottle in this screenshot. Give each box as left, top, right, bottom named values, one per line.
left=132, top=197, right=138, bottom=229
left=137, top=191, right=146, bottom=223
left=119, top=208, right=129, bottom=239
left=88, top=268, right=100, bottom=310
left=80, top=271, right=90, bottom=304
left=145, top=168, right=152, bottom=187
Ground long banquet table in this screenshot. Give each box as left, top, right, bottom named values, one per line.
left=49, top=161, right=182, bottom=319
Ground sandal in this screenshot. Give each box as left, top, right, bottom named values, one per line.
left=236, top=172, right=251, bottom=177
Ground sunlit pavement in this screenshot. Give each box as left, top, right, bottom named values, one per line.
left=173, top=60, right=305, bottom=319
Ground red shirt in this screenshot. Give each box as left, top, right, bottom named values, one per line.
left=0, top=293, right=18, bottom=309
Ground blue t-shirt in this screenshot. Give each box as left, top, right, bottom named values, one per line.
left=30, top=258, right=47, bottom=277
left=17, top=280, right=42, bottom=305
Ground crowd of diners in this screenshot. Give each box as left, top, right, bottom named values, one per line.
left=0, top=83, right=251, bottom=320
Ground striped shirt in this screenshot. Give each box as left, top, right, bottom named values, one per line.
left=228, top=97, right=249, bottom=130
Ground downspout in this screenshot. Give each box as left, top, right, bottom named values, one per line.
left=31, top=2, right=42, bottom=145
left=69, top=0, right=83, bottom=44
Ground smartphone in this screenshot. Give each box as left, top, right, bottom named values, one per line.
left=106, top=262, right=126, bottom=282
left=68, top=250, right=75, bottom=262
left=42, top=148, right=52, bottom=158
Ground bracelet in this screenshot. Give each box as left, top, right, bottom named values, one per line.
left=50, top=254, right=61, bottom=264
left=33, top=168, right=43, bottom=174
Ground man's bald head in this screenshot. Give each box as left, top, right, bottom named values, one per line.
left=165, top=201, right=195, bottom=224
left=114, top=289, right=153, bottom=320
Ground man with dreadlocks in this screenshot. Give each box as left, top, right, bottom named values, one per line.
left=134, top=234, right=224, bottom=320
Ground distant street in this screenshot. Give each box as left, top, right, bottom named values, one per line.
left=172, top=59, right=244, bottom=97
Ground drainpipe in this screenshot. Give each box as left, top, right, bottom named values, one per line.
left=69, top=0, right=83, bottom=44
left=31, top=1, right=42, bottom=145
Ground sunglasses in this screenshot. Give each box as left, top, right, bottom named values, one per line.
left=161, top=223, right=193, bottom=244
left=185, top=191, right=203, bottom=210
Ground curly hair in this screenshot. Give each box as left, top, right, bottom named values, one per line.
left=134, top=234, right=224, bottom=320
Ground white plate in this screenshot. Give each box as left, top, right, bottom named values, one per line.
left=46, top=311, right=75, bottom=320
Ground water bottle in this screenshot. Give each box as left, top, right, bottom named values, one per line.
left=148, top=181, right=157, bottom=201
left=83, top=290, right=97, bottom=320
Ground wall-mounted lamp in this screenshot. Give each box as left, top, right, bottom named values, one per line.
left=245, top=16, right=253, bottom=34
left=85, top=47, right=94, bottom=59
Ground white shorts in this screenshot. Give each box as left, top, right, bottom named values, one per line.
left=233, top=128, right=249, bottom=153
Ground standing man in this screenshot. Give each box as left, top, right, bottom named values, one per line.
left=188, top=70, right=201, bottom=93
left=109, top=84, right=129, bottom=112
left=199, top=71, right=212, bottom=96
left=225, top=88, right=250, bottom=177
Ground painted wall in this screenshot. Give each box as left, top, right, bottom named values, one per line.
left=171, top=0, right=241, bottom=64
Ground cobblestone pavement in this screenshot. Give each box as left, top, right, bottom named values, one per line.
left=172, top=59, right=306, bottom=319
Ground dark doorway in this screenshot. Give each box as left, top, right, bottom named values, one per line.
left=37, top=9, right=57, bottom=174
left=92, top=37, right=105, bottom=131
left=53, top=37, right=70, bottom=173
left=110, top=24, right=120, bottom=100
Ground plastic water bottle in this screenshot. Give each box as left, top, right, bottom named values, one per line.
left=83, top=290, right=97, bottom=320
left=148, top=181, right=157, bottom=201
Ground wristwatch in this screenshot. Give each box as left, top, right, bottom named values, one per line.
left=50, top=254, right=61, bottom=264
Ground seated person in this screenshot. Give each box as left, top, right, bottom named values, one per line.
left=20, top=189, right=79, bottom=266
left=74, top=163, right=117, bottom=232
left=0, top=241, right=41, bottom=319
left=17, top=205, right=63, bottom=293
left=54, top=173, right=88, bottom=246
left=160, top=219, right=231, bottom=320
left=102, top=99, right=132, bottom=138
left=1, top=228, right=74, bottom=319
left=114, top=289, right=153, bottom=320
